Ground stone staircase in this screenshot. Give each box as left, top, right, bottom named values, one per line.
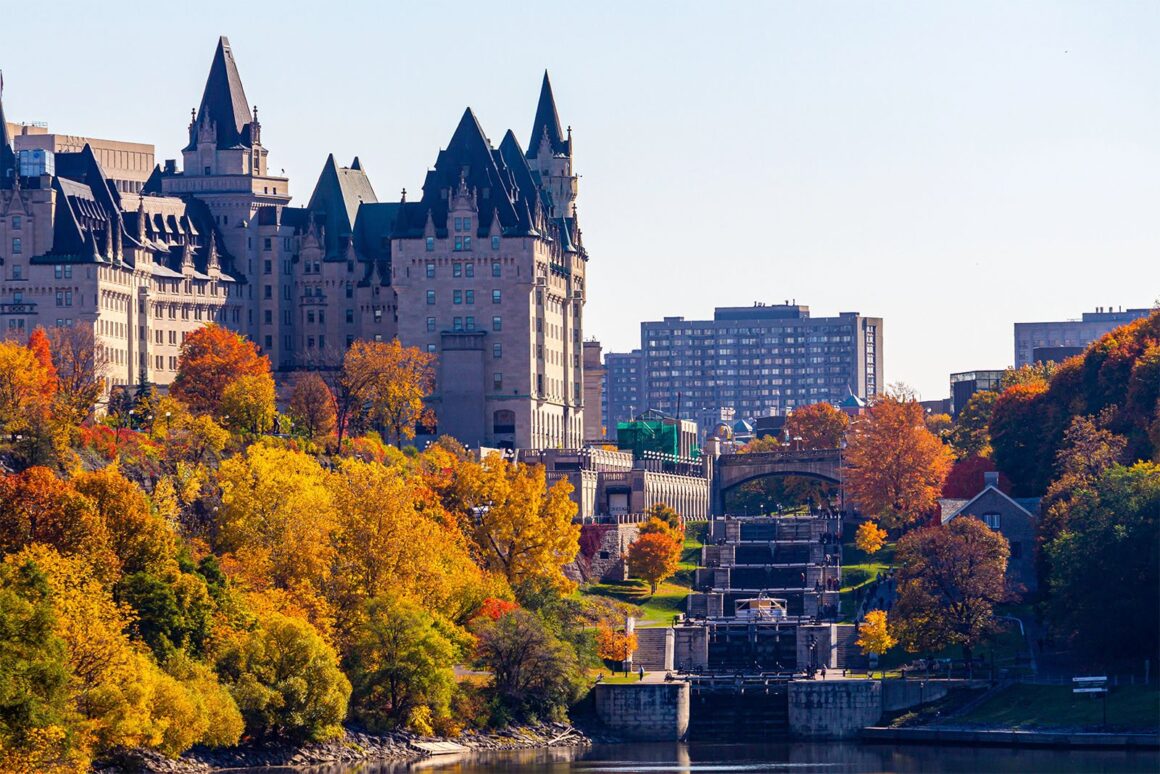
left=834, top=623, right=869, bottom=670
left=634, top=628, right=672, bottom=671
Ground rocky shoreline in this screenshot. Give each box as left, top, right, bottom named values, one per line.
left=98, top=722, right=591, bottom=772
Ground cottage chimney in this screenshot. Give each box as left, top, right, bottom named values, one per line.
left=984, top=471, right=999, bottom=489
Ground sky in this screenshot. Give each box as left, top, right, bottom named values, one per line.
left=3, top=1, right=1157, bottom=399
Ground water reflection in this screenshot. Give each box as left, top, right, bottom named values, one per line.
left=254, top=741, right=1160, bottom=774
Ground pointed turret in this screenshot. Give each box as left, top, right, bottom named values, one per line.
left=0, top=73, right=16, bottom=188
left=185, top=36, right=255, bottom=151
left=528, top=71, right=568, bottom=159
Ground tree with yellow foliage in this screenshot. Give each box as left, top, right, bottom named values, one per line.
left=338, top=340, right=435, bottom=447
left=328, top=458, right=496, bottom=641
left=854, top=521, right=887, bottom=555
left=856, top=610, right=897, bottom=655
left=0, top=340, right=53, bottom=438
left=451, top=454, right=580, bottom=596
left=220, top=373, right=276, bottom=435
left=215, top=445, right=338, bottom=625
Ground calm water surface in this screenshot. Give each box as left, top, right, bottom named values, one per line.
left=259, top=741, right=1160, bottom=773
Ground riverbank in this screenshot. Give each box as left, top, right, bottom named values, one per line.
left=862, top=725, right=1160, bottom=749
left=97, top=722, right=590, bottom=772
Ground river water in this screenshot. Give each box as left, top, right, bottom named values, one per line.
left=261, top=741, right=1159, bottom=773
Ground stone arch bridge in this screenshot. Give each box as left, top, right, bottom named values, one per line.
left=711, top=449, right=843, bottom=516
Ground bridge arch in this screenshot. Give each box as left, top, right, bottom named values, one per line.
left=711, top=449, right=844, bottom=516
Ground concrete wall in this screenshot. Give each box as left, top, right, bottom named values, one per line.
left=788, top=680, right=882, bottom=739
left=594, top=683, right=690, bottom=741
left=880, top=679, right=949, bottom=713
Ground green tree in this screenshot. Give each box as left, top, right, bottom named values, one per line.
left=1045, top=462, right=1159, bottom=662
left=216, top=612, right=351, bottom=741
left=472, top=609, right=586, bottom=723
left=0, top=558, right=81, bottom=773
left=345, top=596, right=456, bottom=732
left=948, top=390, right=998, bottom=459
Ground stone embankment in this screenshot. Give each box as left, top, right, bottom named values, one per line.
left=98, top=722, right=590, bottom=772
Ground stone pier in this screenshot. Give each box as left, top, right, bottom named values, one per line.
left=594, top=682, right=690, bottom=741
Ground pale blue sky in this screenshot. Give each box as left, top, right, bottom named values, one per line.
left=4, top=1, right=1157, bottom=399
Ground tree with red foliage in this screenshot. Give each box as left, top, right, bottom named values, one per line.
left=474, top=598, right=519, bottom=622
left=26, top=327, right=58, bottom=399
left=171, top=325, right=271, bottom=415
left=942, top=455, right=1011, bottom=499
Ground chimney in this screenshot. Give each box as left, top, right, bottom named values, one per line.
left=984, top=471, right=999, bottom=489
left=164, top=159, right=176, bottom=174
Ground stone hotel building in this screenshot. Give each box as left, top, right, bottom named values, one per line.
left=1, top=37, right=588, bottom=449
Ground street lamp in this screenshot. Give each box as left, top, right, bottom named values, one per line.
left=165, top=411, right=172, bottom=432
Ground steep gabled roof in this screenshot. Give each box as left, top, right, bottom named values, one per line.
left=939, top=484, right=1040, bottom=525
left=0, top=82, right=14, bottom=188
left=306, top=154, right=379, bottom=259
left=393, top=108, right=526, bottom=239
left=528, top=71, right=568, bottom=159
left=185, top=36, right=254, bottom=151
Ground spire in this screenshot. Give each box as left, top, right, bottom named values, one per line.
left=528, top=70, right=567, bottom=159
left=186, top=36, right=254, bottom=151
left=0, top=71, right=16, bottom=188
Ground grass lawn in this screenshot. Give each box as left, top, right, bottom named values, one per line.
left=956, top=683, right=1160, bottom=731
left=580, top=578, right=690, bottom=627
left=838, top=537, right=895, bottom=621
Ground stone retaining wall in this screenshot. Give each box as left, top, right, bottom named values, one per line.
left=594, top=683, right=690, bottom=741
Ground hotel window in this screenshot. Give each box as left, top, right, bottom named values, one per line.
left=465, top=263, right=474, bottom=278
left=493, top=343, right=502, bottom=359
left=264, top=310, right=273, bottom=324
left=453, top=290, right=462, bottom=305
left=264, top=335, right=272, bottom=348
left=346, top=309, right=354, bottom=324
left=465, top=316, right=475, bottom=331
left=264, top=260, right=272, bottom=275
left=493, top=372, right=503, bottom=390
left=464, top=237, right=471, bottom=250
left=427, top=343, right=436, bottom=353
left=426, top=317, right=436, bottom=332
left=426, top=262, right=435, bottom=278
left=11, top=216, right=21, bottom=230
left=11, top=238, right=21, bottom=254
left=426, top=290, right=436, bottom=305
left=263, top=238, right=272, bottom=251
left=491, top=236, right=500, bottom=250
left=264, top=285, right=272, bottom=299
left=454, top=217, right=462, bottom=232
left=10, top=265, right=20, bottom=280
left=492, top=290, right=501, bottom=304
left=453, top=263, right=462, bottom=278
left=453, top=317, right=463, bottom=331
left=426, top=237, right=434, bottom=251
left=374, top=309, right=383, bottom=323
left=465, top=289, right=474, bottom=305
left=454, top=237, right=463, bottom=251
left=307, top=311, right=316, bottom=324
left=492, top=316, right=502, bottom=332
left=492, top=262, right=501, bottom=277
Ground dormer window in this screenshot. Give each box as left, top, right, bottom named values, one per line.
left=492, top=236, right=500, bottom=250
left=11, top=216, right=21, bottom=230
left=426, top=237, right=434, bottom=252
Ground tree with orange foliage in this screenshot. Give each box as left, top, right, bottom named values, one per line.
left=171, top=325, right=270, bottom=415
left=596, top=622, right=638, bottom=663
left=844, top=390, right=954, bottom=528
left=289, top=372, right=337, bottom=440
left=0, top=467, right=117, bottom=581
left=26, top=327, right=58, bottom=399
left=786, top=401, right=850, bottom=449
left=627, top=531, right=682, bottom=594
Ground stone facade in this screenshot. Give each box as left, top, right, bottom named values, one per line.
left=1, top=40, right=588, bottom=448
left=582, top=340, right=605, bottom=443
left=940, top=471, right=1039, bottom=593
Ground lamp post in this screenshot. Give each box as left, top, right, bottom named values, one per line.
left=165, top=411, right=172, bottom=433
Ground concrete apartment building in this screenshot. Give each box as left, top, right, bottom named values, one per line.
left=1014, top=306, right=1152, bottom=367
left=604, top=349, right=643, bottom=431
left=1, top=38, right=589, bottom=449
left=582, top=340, right=605, bottom=443
left=610, top=303, right=882, bottom=433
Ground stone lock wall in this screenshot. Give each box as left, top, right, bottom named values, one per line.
left=594, top=683, right=690, bottom=741
left=787, top=680, right=882, bottom=739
